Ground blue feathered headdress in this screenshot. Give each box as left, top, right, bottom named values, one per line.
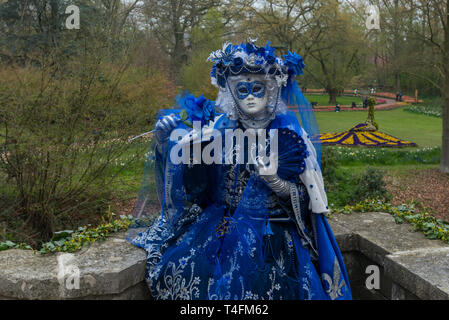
left=208, top=40, right=322, bottom=165
left=207, top=40, right=305, bottom=89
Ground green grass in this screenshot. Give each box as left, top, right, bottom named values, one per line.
left=337, top=163, right=439, bottom=174
left=103, top=141, right=155, bottom=201
left=304, top=94, right=363, bottom=106
left=314, top=106, right=443, bottom=208
left=315, top=108, right=442, bottom=147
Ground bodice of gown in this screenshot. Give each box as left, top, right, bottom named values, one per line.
left=221, top=164, right=285, bottom=217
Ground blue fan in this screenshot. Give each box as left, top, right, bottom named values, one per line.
left=267, top=128, right=309, bottom=182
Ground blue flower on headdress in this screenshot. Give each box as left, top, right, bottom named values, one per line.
left=202, top=99, right=216, bottom=124
left=245, top=42, right=257, bottom=54
left=180, top=93, right=216, bottom=126
left=211, top=64, right=217, bottom=79
left=266, top=54, right=276, bottom=65
left=233, top=57, right=244, bottom=69
left=264, top=41, right=276, bottom=56
left=207, top=42, right=239, bottom=67
left=208, top=41, right=305, bottom=88
left=283, top=51, right=305, bottom=76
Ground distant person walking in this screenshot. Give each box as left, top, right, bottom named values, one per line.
left=354, top=88, right=358, bottom=96
left=362, top=96, right=368, bottom=108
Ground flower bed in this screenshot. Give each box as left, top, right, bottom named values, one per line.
left=404, top=105, right=442, bottom=118
left=324, top=146, right=440, bottom=165
left=303, top=88, right=326, bottom=93
left=320, top=124, right=417, bottom=147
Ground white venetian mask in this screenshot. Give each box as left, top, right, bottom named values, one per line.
left=230, top=74, right=268, bottom=118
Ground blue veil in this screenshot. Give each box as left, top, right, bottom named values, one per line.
left=281, top=78, right=322, bottom=165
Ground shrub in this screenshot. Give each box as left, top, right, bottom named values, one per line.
left=322, top=148, right=391, bottom=207
left=321, top=146, right=339, bottom=185
left=353, top=167, right=391, bottom=203
left=324, top=166, right=391, bottom=207
left=0, top=59, right=173, bottom=246
left=322, top=147, right=356, bottom=207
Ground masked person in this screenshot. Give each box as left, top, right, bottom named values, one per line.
left=129, top=41, right=352, bottom=300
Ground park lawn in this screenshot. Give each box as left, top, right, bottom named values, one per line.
left=304, top=94, right=362, bottom=106
left=104, top=141, right=155, bottom=201
left=315, top=108, right=442, bottom=147
left=313, top=107, right=444, bottom=214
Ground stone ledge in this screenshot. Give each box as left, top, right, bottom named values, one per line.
left=0, top=212, right=448, bottom=299
left=384, top=248, right=449, bottom=300
left=0, top=233, right=148, bottom=299
left=329, top=212, right=449, bottom=300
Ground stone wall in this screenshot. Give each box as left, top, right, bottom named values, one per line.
left=0, top=212, right=448, bottom=300
left=0, top=233, right=151, bottom=300
left=331, top=212, right=449, bottom=300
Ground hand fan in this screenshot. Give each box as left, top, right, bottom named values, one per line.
left=266, top=128, right=309, bottom=182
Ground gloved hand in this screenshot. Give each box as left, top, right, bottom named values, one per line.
left=154, top=113, right=179, bottom=152
left=254, top=155, right=292, bottom=199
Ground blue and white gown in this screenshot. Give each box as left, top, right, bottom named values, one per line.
left=130, top=110, right=352, bottom=300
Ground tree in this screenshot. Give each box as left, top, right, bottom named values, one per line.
left=0, top=0, right=173, bottom=245
left=180, top=8, right=227, bottom=99
left=403, top=0, right=449, bottom=173
left=243, top=0, right=322, bottom=53
left=0, top=0, right=142, bottom=64
left=242, top=0, right=366, bottom=103
left=379, top=0, right=412, bottom=92
left=140, top=0, right=221, bottom=76
left=305, top=2, right=367, bottom=103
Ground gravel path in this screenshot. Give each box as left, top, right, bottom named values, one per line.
left=288, top=97, right=401, bottom=112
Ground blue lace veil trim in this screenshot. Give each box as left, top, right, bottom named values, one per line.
left=281, top=78, right=322, bottom=165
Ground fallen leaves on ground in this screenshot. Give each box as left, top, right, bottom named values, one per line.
left=385, top=168, right=449, bottom=221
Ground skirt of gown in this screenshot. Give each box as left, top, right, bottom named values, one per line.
left=130, top=181, right=352, bottom=300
